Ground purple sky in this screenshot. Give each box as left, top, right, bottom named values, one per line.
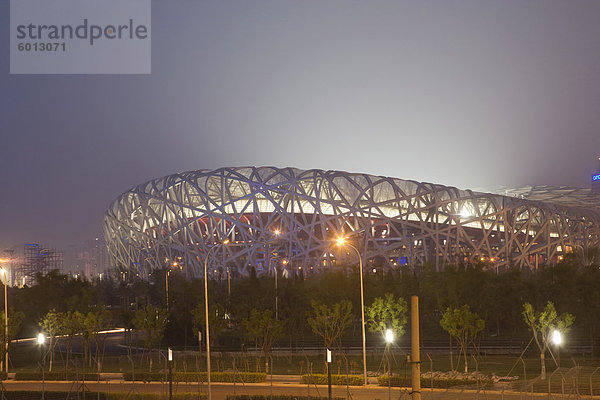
left=1, top=0, right=600, bottom=249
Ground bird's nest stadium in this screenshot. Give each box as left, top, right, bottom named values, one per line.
left=104, top=166, right=600, bottom=278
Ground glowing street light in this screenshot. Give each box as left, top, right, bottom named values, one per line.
left=385, top=328, right=394, bottom=344
left=165, top=260, right=181, bottom=310
left=551, top=329, right=562, bottom=346
left=37, top=333, right=45, bottom=345
left=551, top=329, right=562, bottom=368
left=336, top=237, right=367, bottom=386
left=267, top=230, right=285, bottom=320
left=385, top=328, right=394, bottom=400
left=268, top=255, right=287, bottom=321
left=204, top=239, right=229, bottom=400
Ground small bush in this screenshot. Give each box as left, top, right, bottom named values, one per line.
left=0, top=392, right=206, bottom=400
left=14, top=371, right=99, bottom=381
left=377, top=374, right=492, bottom=388
left=105, top=394, right=206, bottom=400
left=123, top=371, right=266, bottom=383
left=301, top=373, right=364, bottom=386
left=227, top=396, right=345, bottom=400
left=122, top=371, right=164, bottom=382
left=1, top=392, right=97, bottom=400
left=175, top=371, right=266, bottom=383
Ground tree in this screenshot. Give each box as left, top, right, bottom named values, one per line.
left=61, top=311, right=85, bottom=369
left=132, top=304, right=167, bottom=371
left=0, top=309, right=23, bottom=372
left=522, top=301, right=575, bottom=380
left=84, top=307, right=112, bottom=372
left=242, top=308, right=284, bottom=373
left=366, top=293, right=408, bottom=338
left=40, top=309, right=61, bottom=372
left=191, top=302, right=228, bottom=346
left=307, top=300, right=353, bottom=350
left=440, top=305, right=484, bottom=373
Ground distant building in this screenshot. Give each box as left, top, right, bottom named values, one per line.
left=64, top=238, right=110, bottom=280
left=104, top=166, right=600, bottom=279
left=11, top=243, right=63, bottom=287
left=592, top=158, right=600, bottom=195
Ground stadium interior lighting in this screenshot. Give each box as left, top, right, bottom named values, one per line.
left=460, top=208, right=472, bottom=218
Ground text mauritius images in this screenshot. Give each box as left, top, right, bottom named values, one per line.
left=16, top=19, right=148, bottom=46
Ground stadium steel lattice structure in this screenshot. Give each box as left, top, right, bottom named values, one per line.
left=104, top=166, right=600, bottom=278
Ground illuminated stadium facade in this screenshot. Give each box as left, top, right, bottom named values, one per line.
left=104, top=166, right=600, bottom=278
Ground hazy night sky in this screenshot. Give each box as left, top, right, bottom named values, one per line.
left=1, top=0, right=600, bottom=249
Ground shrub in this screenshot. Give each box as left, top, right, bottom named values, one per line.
left=105, top=394, right=206, bottom=400
left=377, top=374, right=492, bottom=388
left=301, top=374, right=364, bottom=386
left=123, top=371, right=266, bottom=383
left=227, top=396, right=345, bottom=400
left=0, top=393, right=206, bottom=400
left=14, top=372, right=99, bottom=381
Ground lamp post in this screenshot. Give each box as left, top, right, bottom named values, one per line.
left=336, top=237, right=367, bottom=386
left=266, top=229, right=285, bottom=320
left=165, top=260, right=182, bottom=310
left=327, top=348, right=332, bottom=400
left=385, top=328, right=394, bottom=400
left=0, top=268, right=7, bottom=375
left=551, top=329, right=562, bottom=368
left=165, top=268, right=171, bottom=310
left=168, top=347, right=173, bottom=400
left=268, top=255, right=287, bottom=321
left=204, top=239, right=229, bottom=400
left=38, top=332, right=45, bottom=399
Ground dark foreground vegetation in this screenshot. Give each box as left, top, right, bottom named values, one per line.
left=1, top=253, right=599, bottom=375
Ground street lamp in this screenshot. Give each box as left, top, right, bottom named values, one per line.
left=336, top=237, right=367, bottom=386
left=266, top=229, right=285, bottom=320
left=204, top=239, right=229, bottom=400
left=268, top=255, right=287, bottom=321
left=165, top=268, right=171, bottom=310
left=551, top=329, right=562, bottom=367
left=165, top=261, right=179, bottom=311
left=385, top=328, right=394, bottom=344
left=0, top=268, right=7, bottom=375
left=551, top=329, right=562, bottom=346
left=385, top=328, right=394, bottom=400
left=37, top=332, right=46, bottom=398
left=37, top=332, right=45, bottom=367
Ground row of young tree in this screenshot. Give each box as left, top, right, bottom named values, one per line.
left=3, top=254, right=598, bottom=374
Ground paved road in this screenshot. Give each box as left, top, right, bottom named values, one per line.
left=1, top=379, right=564, bottom=400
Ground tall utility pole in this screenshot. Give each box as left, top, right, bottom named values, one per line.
left=411, top=296, right=421, bottom=400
